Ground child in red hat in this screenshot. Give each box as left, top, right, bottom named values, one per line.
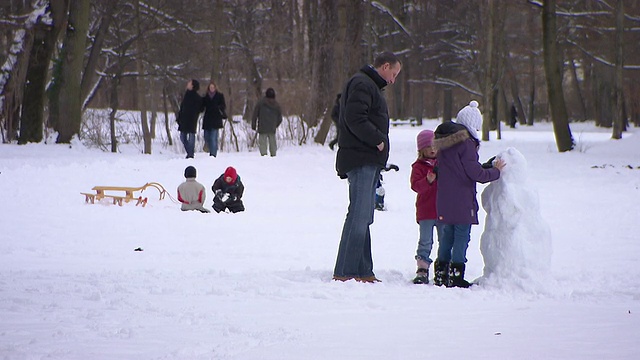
left=211, top=166, right=245, bottom=213
left=410, top=130, right=441, bottom=284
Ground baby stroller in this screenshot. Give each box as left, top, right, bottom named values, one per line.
left=375, top=164, right=399, bottom=211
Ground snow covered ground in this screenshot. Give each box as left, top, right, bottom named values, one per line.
left=1, top=119, right=639, bottom=359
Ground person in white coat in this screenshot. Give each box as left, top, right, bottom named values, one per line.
left=177, top=166, right=210, bottom=213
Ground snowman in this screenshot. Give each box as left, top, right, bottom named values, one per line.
left=477, top=147, right=552, bottom=288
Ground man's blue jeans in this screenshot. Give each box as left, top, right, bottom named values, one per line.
left=437, top=224, right=472, bottom=264
left=204, top=129, right=219, bottom=156
left=333, top=165, right=380, bottom=278
left=180, top=132, right=196, bottom=158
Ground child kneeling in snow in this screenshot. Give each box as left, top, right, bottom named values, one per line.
left=177, top=166, right=210, bottom=213
left=212, top=166, right=245, bottom=213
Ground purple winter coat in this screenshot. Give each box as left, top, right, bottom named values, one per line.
left=433, top=123, right=500, bottom=225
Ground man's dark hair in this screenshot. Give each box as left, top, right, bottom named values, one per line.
left=266, top=88, right=276, bottom=99
left=373, top=52, right=401, bottom=68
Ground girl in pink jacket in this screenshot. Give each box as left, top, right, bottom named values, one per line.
left=410, top=130, right=441, bottom=284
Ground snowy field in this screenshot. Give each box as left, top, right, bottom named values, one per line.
left=1, top=119, right=639, bottom=359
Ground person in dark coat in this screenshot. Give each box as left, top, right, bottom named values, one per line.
left=328, top=93, right=341, bottom=150
left=509, top=103, right=518, bottom=128
left=432, top=100, right=505, bottom=288
left=177, top=79, right=202, bottom=158
left=211, top=166, right=245, bottom=213
left=332, top=52, right=402, bottom=283
left=202, top=80, right=227, bottom=157
left=251, top=88, right=283, bottom=156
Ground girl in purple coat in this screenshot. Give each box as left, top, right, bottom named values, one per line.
left=433, top=101, right=505, bottom=288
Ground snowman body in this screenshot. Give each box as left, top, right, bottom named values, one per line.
left=479, top=148, right=552, bottom=285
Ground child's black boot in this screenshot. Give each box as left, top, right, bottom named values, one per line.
left=433, top=260, right=449, bottom=287
left=447, top=263, right=472, bottom=288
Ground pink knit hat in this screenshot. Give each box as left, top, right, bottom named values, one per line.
left=416, top=130, right=435, bottom=150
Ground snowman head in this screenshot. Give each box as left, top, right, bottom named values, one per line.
left=496, top=147, right=527, bottom=184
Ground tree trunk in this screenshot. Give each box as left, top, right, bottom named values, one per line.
left=149, top=77, right=157, bottom=139
left=109, top=75, right=120, bottom=153
left=135, top=0, right=151, bottom=154
left=528, top=52, right=536, bottom=126
left=312, top=0, right=337, bottom=144
left=242, top=47, right=263, bottom=122
left=19, top=23, right=51, bottom=144
left=568, top=58, right=588, bottom=122
left=593, top=63, right=614, bottom=128
left=209, top=0, right=224, bottom=82
left=630, top=81, right=640, bottom=127
left=443, top=87, right=453, bottom=123
left=162, top=85, right=173, bottom=146
left=415, top=76, right=424, bottom=126
left=19, top=1, right=67, bottom=144
left=481, top=0, right=495, bottom=141
left=542, top=0, right=573, bottom=152
left=612, top=0, right=624, bottom=140
left=54, top=0, right=90, bottom=144
left=81, top=0, right=117, bottom=108
left=2, top=30, right=34, bottom=143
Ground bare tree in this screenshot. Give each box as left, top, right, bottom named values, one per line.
left=134, top=1, right=151, bottom=154
left=481, top=0, right=497, bottom=141
left=612, top=0, right=624, bottom=139
left=542, top=0, right=574, bottom=152
left=1, top=1, right=45, bottom=143
left=19, top=0, right=67, bottom=144
left=4, top=0, right=640, bottom=152
left=81, top=0, right=118, bottom=108
left=51, top=0, right=91, bottom=144
left=311, top=0, right=338, bottom=145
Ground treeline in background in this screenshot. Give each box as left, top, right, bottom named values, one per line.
left=1, top=0, right=638, bottom=153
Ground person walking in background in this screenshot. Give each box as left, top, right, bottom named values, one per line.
left=509, top=104, right=518, bottom=129
left=332, top=52, right=402, bottom=283
left=177, top=166, right=210, bottom=213
left=251, top=88, right=283, bottom=157
left=509, top=103, right=518, bottom=128
left=177, top=79, right=202, bottom=159
left=433, top=100, right=505, bottom=288
left=202, top=80, right=227, bottom=157
left=211, top=166, right=245, bottom=213
left=410, top=129, right=441, bottom=284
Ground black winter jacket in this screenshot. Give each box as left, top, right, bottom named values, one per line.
left=335, top=65, right=390, bottom=178
left=212, top=175, right=244, bottom=199
left=177, top=89, right=202, bottom=133
left=202, top=91, right=227, bottom=130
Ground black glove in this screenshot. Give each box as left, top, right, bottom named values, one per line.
left=482, top=156, right=496, bottom=169
left=383, top=164, right=400, bottom=172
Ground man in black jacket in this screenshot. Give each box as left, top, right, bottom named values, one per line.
left=333, top=52, right=402, bottom=283
left=177, top=79, right=202, bottom=158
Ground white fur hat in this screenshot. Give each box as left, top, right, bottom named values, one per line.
left=455, top=100, right=482, bottom=139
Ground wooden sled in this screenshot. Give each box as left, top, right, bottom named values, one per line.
left=81, top=182, right=168, bottom=207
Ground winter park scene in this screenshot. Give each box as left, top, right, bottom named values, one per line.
left=2, top=1, right=640, bottom=360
